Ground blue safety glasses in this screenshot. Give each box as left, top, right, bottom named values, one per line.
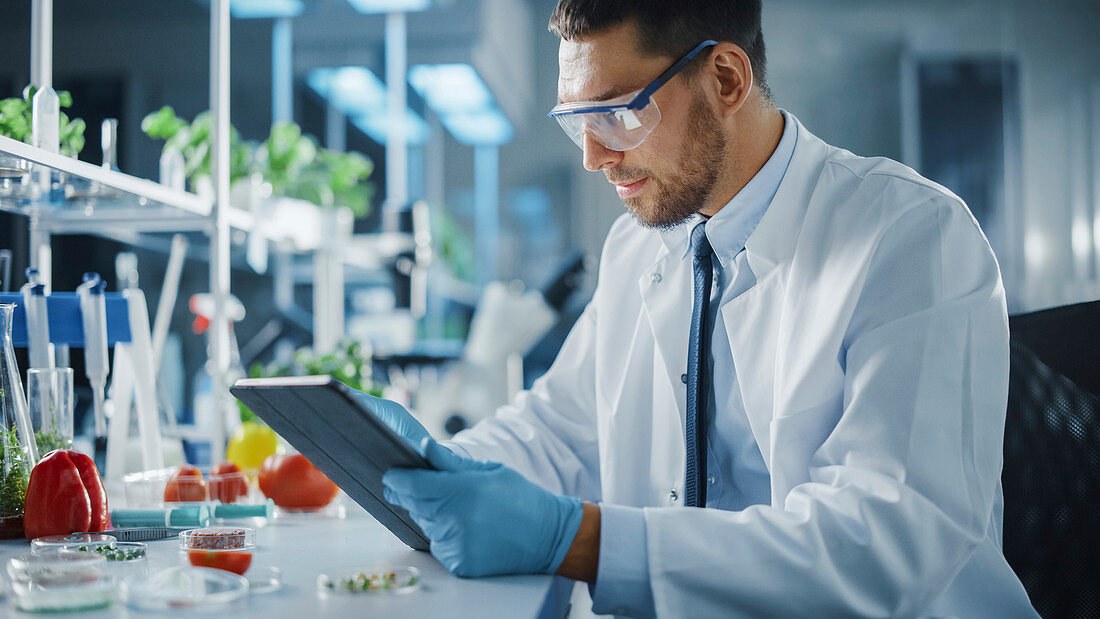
left=548, top=40, right=718, bottom=151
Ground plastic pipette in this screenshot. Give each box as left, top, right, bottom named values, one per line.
left=31, top=87, right=59, bottom=154
left=21, top=273, right=53, bottom=370
left=78, top=273, right=109, bottom=440
left=0, top=250, right=11, bottom=292
left=101, top=119, right=119, bottom=171
left=31, top=86, right=60, bottom=199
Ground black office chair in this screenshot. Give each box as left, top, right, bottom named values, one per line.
left=1003, top=300, right=1100, bottom=619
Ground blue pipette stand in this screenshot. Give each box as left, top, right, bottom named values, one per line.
left=0, top=292, right=132, bottom=347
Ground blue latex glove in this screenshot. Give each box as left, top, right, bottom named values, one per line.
left=352, top=390, right=430, bottom=451
left=383, top=438, right=584, bottom=577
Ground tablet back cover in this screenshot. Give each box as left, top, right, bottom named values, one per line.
left=230, top=376, right=431, bottom=551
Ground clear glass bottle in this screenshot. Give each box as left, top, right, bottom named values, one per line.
left=0, top=303, right=39, bottom=538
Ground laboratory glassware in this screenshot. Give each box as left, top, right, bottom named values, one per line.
left=8, top=550, right=114, bottom=613
left=27, top=367, right=75, bottom=454
left=0, top=303, right=40, bottom=538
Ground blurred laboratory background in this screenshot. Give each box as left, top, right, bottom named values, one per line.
left=1, top=0, right=1099, bottom=450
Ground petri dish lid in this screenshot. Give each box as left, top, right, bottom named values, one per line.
left=31, top=533, right=117, bottom=555
left=317, top=566, right=421, bottom=595
left=120, top=566, right=248, bottom=611
left=8, top=551, right=108, bottom=583
left=179, top=527, right=256, bottom=552
left=7, top=551, right=113, bottom=614
left=246, top=565, right=282, bottom=594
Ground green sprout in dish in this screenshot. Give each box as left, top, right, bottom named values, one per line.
left=326, top=571, right=418, bottom=592
left=77, top=545, right=145, bottom=562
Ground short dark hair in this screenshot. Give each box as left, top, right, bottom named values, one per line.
left=549, top=0, right=771, bottom=99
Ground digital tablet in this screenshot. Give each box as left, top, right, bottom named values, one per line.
left=230, top=375, right=431, bottom=551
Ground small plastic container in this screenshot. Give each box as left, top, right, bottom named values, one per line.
left=31, top=533, right=116, bottom=555
left=120, top=566, right=248, bottom=611
left=179, top=527, right=256, bottom=576
left=7, top=551, right=114, bottom=613
left=95, top=541, right=151, bottom=581
left=317, top=566, right=421, bottom=595
left=246, top=565, right=283, bottom=594
left=123, top=466, right=253, bottom=506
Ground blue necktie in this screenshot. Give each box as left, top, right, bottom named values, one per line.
left=686, top=221, right=712, bottom=508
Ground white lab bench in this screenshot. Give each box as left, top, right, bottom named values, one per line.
left=0, top=500, right=573, bottom=618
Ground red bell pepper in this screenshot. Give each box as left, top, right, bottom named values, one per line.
left=24, top=450, right=109, bottom=540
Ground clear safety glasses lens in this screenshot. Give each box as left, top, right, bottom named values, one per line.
left=551, top=99, right=661, bottom=152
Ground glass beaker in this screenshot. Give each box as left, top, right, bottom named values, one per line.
left=28, top=367, right=74, bottom=455
left=0, top=304, right=39, bottom=538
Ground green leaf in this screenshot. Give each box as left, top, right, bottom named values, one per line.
left=0, top=97, right=33, bottom=143
left=0, top=98, right=28, bottom=118
left=57, top=90, right=73, bottom=108
left=141, top=106, right=187, bottom=140
left=188, top=112, right=212, bottom=147
left=61, top=117, right=86, bottom=157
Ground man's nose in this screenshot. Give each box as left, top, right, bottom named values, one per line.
left=582, top=132, right=622, bottom=171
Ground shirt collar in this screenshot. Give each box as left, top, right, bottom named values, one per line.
left=657, top=109, right=798, bottom=267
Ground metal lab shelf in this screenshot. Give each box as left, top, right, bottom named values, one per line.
left=0, top=134, right=212, bottom=222
left=0, top=134, right=342, bottom=264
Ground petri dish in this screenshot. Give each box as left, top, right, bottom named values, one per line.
left=246, top=565, right=283, bottom=594
left=31, top=533, right=117, bottom=555
left=317, top=566, right=421, bottom=595
left=97, top=540, right=148, bottom=562
left=7, top=551, right=114, bottom=613
left=95, top=542, right=152, bottom=582
left=121, top=565, right=248, bottom=611
left=179, top=527, right=256, bottom=576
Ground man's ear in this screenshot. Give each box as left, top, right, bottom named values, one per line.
left=706, top=43, right=754, bottom=118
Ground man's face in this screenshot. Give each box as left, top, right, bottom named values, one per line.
left=557, top=22, right=726, bottom=230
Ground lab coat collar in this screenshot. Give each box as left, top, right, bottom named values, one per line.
left=655, top=109, right=798, bottom=268
left=741, top=113, right=831, bottom=282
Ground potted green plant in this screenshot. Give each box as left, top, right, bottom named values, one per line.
left=0, top=87, right=86, bottom=178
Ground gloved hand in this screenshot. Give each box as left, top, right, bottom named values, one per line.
left=352, top=390, right=430, bottom=451
left=383, top=438, right=584, bottom=577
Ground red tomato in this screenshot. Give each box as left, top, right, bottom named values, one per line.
left=208, top=461, right=249, bottom=504
left=187, top=550, right=253, bottom=575
left=163, top=464, right=208, bottom=503
left=257, top=454, right=339, bottom=510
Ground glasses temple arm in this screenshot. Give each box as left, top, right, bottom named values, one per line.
left=630, top=40, right=719, bottom=109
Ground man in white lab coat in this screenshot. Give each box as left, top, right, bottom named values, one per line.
left=380, top=1, right=1038, bottom=616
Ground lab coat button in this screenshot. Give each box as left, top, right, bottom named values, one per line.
left=681, top=373, right=688, bottom=384
left=651, top=272, right=662, bottom=284
left=669, top=489, right=678, bottom=503
left=707, top=475, right=716, bottom=485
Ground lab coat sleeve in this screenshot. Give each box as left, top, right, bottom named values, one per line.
left=448, top=300, right=601, bottom=500
left=643, top=198, right=1011, bottom=617
left=591, top=504, right=656, bottom=617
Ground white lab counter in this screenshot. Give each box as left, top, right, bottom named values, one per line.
left=0, top=500, right=572, bottom=618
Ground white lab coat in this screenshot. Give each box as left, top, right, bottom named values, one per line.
left=451, top=115, right=1036, bottom=618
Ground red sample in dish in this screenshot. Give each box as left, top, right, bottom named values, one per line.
left=187, top=550, right=253, bottom=575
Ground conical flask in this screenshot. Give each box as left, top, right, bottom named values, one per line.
left=0, top=303, right=39, bottom=538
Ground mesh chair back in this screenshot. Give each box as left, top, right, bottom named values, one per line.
left=1004, top=300, right=1100, bottom=619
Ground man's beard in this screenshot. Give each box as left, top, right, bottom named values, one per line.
left=617, top=95, right=725, bottom=230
